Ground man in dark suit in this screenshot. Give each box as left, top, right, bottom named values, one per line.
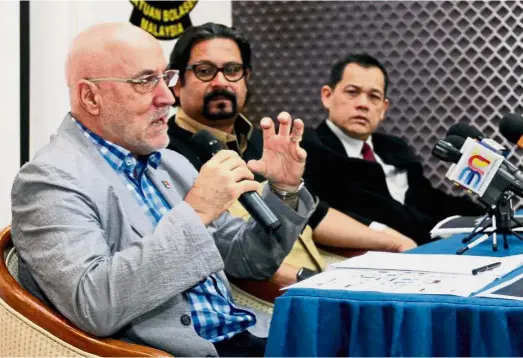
left=166, top=23, right=418, bottom=282
left=302, top=54, right=485, bottom=244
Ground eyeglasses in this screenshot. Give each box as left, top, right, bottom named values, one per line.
left=86, top=69, right=179, bottom=94
left=186, top=62, right=247, bottom=82
left=345, top=87, right=385, bottom=105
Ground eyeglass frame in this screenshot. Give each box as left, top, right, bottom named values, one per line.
left=185, top=62, right=248, bottom=83
left=85, top=69, right=179, bottom=93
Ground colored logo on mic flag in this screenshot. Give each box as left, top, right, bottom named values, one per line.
left=446, top=138, right=504, bottom=196
left=129, top=0, right=198, bottom=40
left=458, top=153, right=491, bottom=189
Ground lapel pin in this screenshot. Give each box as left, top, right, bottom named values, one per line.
left=161, top=180, right=171, bottom=189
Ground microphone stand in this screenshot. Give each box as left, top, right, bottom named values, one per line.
left=457, top=191, right=523, bottom=255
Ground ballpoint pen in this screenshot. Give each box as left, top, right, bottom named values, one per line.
left=471, top=262, right=501, bottom=275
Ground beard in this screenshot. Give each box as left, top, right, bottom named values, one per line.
left=201, top=89, right=238, bottom=121
left=101, top=109, right=170, bottom=155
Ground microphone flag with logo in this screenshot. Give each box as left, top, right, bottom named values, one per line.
left=446, top=137, right=505, bottom=197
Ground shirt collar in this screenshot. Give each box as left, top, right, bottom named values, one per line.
left=71, top=116, right=162, bottom=172
left=174, top=108, right=253, bottom=154
left=325, top=119, right=374, bottom=158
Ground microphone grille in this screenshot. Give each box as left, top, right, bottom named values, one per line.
left=447, top=122, right=484, bottom=140
left=188, top=130, right=224, bottom=163
left=444, top=135, right=466, bottom=149
left=499, top=113, right=523, bottom=144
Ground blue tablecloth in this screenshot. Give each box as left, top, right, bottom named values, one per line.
left=265, top=234, right=523, bottom=357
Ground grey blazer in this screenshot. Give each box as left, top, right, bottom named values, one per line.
left=11, top=114, right=314, bottom=357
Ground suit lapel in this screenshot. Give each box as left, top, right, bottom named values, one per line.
left=58, top=115, right=155, bottom=237
left=372, top=133, right=419, bottom=168
left=317, top=121, right=417, bottom=168
left=315, top=121, right=347, bottom=156
left=98, top=163, right=155, bottom=237
left=147, top=167, right=176, bottom=208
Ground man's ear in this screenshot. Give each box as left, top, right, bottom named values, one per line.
left=245, top=68, right=252, bottom=82
left=78, top=80, right=101, bottom=115
left=320, top=85, right=333, bottom=110
left=380, top=98, right=390, bottom=121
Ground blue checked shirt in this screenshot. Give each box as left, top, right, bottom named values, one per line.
left=73, top=118, right=255, bottom=342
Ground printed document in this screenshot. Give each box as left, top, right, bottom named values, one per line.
left=284, top=269, right=496, bottom=297
left=329, top=251, right=523, bottom=278
left=283, top=252, right=523, bottom=297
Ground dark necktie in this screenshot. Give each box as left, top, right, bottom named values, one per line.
left=361, top=142, right=376, bottom=162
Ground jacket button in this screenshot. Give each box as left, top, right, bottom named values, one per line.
left=180, top=314, right=192, bottom=326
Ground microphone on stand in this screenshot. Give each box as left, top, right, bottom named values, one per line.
left=447, top=122, right=506, bottom=154
left=444, top=135, right=466, bottom=150
left=500, top=113, right=523, bottom=148
left=188, top=130, right=282, bottom=233
left=431, top=119, right=523, bottom=253
left=431, top=136, right=463, bottom=164
left=447, top=122, right=485, bottom=141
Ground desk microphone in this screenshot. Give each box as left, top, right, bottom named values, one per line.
left=447, top=122, right=485, bottom=141
left=446, top=122, right=521, bottom=177
left=500, top=113, right=523, bottom=148
left=431, top=137, right=462, bottom=164
left=189, top=130, right=282, bottom=233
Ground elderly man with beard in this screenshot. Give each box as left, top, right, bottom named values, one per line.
left=10, top=22, right=317, bottom=357
left=166, top=22, right=417, bottom=286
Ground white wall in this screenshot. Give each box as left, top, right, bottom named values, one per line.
left=30, top=0, right=232, bottom=157
left=29, top=1, right=72, bottom=157
left=0, top=1, right=20, bottom=226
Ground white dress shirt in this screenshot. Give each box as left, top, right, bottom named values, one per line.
left=325, top=120, right=409, bottom=205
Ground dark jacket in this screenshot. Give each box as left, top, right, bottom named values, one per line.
left=301, top=121, right=485, bottom=244
left=166, top=116, right=329, bottom=228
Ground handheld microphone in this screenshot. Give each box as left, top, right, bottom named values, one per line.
left=499, top=113, right=523, bottom=148
left=189, top=130, right=282, bottom=233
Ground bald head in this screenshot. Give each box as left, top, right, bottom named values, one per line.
left=65, top=22, right=160, bottom=93
left=63, top=22, right=174, bottom=155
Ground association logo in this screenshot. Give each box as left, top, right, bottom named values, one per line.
left=458, top=153, right=492, bottom=189
left=129, top=0, right=198, bottom=40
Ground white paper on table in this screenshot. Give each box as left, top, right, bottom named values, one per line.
left=329, top=251, right=523, bottom=278
left=283, top=268, right=496, bottom=297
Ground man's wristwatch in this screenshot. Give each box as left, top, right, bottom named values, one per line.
left=296, top=267, right=317, bottom=282
left=268, top=179, right=305, bottom=200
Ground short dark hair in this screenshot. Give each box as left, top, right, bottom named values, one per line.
left=328, top=54, right=389, bottom=97
left=168, top=22, right=252, bottom=84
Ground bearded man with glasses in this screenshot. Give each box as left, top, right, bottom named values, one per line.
left=166, top=23, right=418, bottom=295
left=11, top=22, right=316, bottom=357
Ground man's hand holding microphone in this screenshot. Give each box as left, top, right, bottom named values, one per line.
left=184, top=112, right=307, bottom=226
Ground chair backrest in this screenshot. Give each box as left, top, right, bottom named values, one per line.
left=0, top=226, right=170, bottom=357
left=5, top=244, right=18, bottom=282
